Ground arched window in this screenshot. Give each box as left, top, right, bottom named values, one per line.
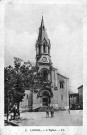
left=39, top=46, right=41, bottom=54
left=60, top=81, right=64, bottom=89
left=48, top=47, right=50, bottom=55
left=42, top=70, right=48, bottom=82
left=43, top=43, right=46, bottom=53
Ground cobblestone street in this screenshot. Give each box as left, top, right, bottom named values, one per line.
left=10, top=110, right=83, bottom=126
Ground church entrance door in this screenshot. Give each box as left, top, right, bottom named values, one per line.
left=42, top=97, right=49, bottom=106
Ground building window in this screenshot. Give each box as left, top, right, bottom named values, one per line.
left=43, top=44, right=46, bottom=53
left=60, top=81, right=64, bottom=89
left=60, top=82, right=63, bottom=88
left=42, top=70, right=48, bottom=82
left=61, top=95, right=63, bottom=100
left=39, top=46, right=41, bottom=54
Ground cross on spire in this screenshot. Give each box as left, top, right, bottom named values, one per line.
left=42, top=12, right=43, bottom=18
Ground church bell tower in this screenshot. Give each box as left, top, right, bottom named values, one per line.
left=35, top=16, right=53, bottom=106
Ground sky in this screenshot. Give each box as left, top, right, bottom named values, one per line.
left=5, top=3, right=83, bottom=92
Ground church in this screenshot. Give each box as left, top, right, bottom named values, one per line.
left=20, top=16, right=69, bottom=111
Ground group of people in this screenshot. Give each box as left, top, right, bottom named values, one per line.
left=46, top=106, right=54, bottom=118
left=45, top=106, right=70, bottom=118
left=10, top=105, right=20, bottom=120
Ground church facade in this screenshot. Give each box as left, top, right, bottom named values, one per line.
left=20, top=16, right=69, bottom=111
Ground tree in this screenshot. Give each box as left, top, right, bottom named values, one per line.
left=4, top=66, right=16, bottom=120
left=4, top=58, right=25, bottom=119
left=13, top=57, right=26, bottom=110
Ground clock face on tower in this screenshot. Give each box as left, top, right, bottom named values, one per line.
left=42, top=57, right=47, bottom=62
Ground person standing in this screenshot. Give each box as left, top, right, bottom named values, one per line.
left=46, top=106, right=50, bottom=118
left=13, top=105, right=16, bottom=120
left=50, top=106, right=54, bottom=118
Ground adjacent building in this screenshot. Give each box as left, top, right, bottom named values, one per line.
left=69, top=93, right=79, bottom=109
left=78, top=85, right=83, bottom=109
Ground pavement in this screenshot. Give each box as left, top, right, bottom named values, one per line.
left=8, top=110, right=83, bottom=126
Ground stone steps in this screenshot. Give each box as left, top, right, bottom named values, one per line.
left=38, top=106, right=47, bottom=112
left=33, top=106, right=47, bottom=112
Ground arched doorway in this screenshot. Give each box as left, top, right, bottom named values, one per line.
left=42, top=96, right=49, bottom=106
left=40, top=90, right=51, bottom=106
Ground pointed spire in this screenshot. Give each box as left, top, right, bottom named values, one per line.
left=41, top=14, right=45, bottom=29
left=36, top=15, right=51, bottom=48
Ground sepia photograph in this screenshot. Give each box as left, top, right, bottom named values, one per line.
left=4, top=3, right=83, bottom=127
